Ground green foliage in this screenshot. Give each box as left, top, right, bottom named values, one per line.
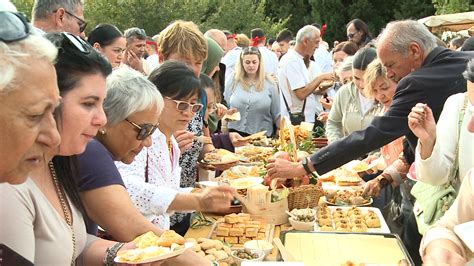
left=11, top=0, right=34, bottom=20
left=432, top=0, right=470, bottom=14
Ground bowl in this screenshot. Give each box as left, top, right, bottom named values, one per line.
left=243, top=240, right=273, bottom=257
left=230, top=249, right=265, bottom=266
left=289, top=217, right=315, bottom=231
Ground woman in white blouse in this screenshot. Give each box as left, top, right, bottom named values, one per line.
left=224, top=46, right=280, bottom=136
left=117, top=61, right=234, bottom=231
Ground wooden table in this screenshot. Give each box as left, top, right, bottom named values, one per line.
left=184, top=214, right=293, bottom=261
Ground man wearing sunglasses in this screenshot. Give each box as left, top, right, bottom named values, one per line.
left=32, top=0, right=86, bottom=37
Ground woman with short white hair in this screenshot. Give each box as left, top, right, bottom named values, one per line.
left=0, top=11, right=61, bottom=184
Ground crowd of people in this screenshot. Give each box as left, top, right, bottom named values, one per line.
left=0, top=0, right=473, bottom=265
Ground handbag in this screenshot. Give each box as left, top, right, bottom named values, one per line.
left=281, top=90, right=306, bottom=125
left=411, top=94, right=468, bottom=235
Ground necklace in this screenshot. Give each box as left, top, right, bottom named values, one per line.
left=49, top=161, right=76, bottom=266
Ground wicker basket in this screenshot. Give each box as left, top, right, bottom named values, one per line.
left=288, top=184, right=325, bottom=210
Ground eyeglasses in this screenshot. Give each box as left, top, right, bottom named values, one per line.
left=126, top=119, right=159, bottom=140
left=347, top=31, right=358, bottom=40
left=164, top=96, right=203, bottom=113
left=53, top=9, right=87, bottom=33
left=0, top=11, right=30, bottom=43
left=61, top=32, right=91, bottom=54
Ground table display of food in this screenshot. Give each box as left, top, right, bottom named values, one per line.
left=185, top=119, right=412, bottom=265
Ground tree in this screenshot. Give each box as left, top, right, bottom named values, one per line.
left=432, top=0, right=470, bottom=14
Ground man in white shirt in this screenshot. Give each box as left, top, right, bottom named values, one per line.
left=221, top=31, right=242, bottom=85
left=32, top=0, right=86, bottom=37
left=250, top=28, right=279, bottom=78
left=278, top=25, right=333, bottom=123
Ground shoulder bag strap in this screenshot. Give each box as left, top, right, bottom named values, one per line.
left=450, top=93, right=469, bottom=185
left=277, top=83, right=307, bottom=114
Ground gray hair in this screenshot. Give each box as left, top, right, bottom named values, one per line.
left=0, top=34, right=57, bottom=93
left=336, top=56, right=354, bottom=76
left=124, top=27, right=147, bottom=44
left=32, top=0, right=83, bottom=20
left=377, top=20, right=437, bottom=57
left=463, top=58, right=474, bottom=82
left=104, top=66, right=163, bottom=125
left=295, top=25, right=319, bottom=44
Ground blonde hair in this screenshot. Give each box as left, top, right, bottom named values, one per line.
left=235, top=34, right=250, bottom=47
left=156, top=20, right=207, bottom=62
left=233, top=47, right=272, bottom=92
left=363, top=58, right=390, bottom=99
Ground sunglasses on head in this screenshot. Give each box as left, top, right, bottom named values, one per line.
left=53, top=9, right=87, bottom=33
left=126, top=119, right=159, bottom=140
left=165, top=96, right=203, bottom=113
left=61, top=32, right=91, bottom=53
left=0, top=11, right=30, bottom=43
left=242, top=46, right=260, bottom=55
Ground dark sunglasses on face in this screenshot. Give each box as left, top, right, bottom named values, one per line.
left=61, top=32, right=91, bottom=53
left=347, top=31, right=358, bottom=40
left=0, top=11, right=30, bottom=43
left=126, top=119, right=159, bottom=140
left=53, top=9, right=87, bottom=33
left=165, top=96, right=203, bottom=113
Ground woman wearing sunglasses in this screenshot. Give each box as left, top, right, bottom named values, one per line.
left=117, top=61, right=235, bottom=233
left=224, top=46, right=281, bottom=136
left=0, top=11, right=61, bottom=184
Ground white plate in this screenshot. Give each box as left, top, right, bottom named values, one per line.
left=114, top=241, right=194, bottom=264
left=229, top=177, right=264, bottom=189
left=314, top=206, right=391, bottom=234
left=322, top=196, right=373, bottom=207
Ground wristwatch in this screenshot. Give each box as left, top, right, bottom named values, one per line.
left=302, top=157, right=318, bottom=181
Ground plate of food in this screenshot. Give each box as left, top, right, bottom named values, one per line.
left=114, top=230, right=194, bottom=264
left=324, top=189, right=372, bottom=207
left=228, top=177, right=264, bottom=190
left=219, top=165, right=264, bottom=180
left=235, top=146, right=274, bottom=164
left=202, top=149, right=240, bottom=165
left=314, top=205, right=390, bottom=233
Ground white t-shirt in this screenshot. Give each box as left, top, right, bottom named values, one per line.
left=278, top=49, right=317, bottom=122
left=313, top=46, right=333, bottom=73
left=258, top=46, right=279, bottom=78
left=221, top=47, right=242, bottom=86
left=358, top=90, right=374, bottom=116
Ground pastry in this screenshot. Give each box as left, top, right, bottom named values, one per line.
left=336, top=219, right=350, bottom=228
left=257, top=233, right=266, bottom=240
left=229, top=227, right=244, bottom=237
left=336, top=224, right=351, bottom=232
left=366, top=217, right=381, bottom=228
left=318, top=215, right=332, bottom=226
left=320, top=225, right=334, bottom=231
left=225, top=213, right=239, bottom=224
left=351, top=224, right=368, bottom=232
left=245, top=227, right=258, bottom=238
left=217, top=227, right=230, bottom=237
left=224, top=236, right=238, bottom=244
left=156, top=230, right=185, bottom=247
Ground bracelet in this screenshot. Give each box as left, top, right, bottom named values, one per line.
left=103, top=242, right=125, bottom=266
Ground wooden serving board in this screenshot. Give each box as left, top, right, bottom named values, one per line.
left=282, top=232, right=413, bottom=265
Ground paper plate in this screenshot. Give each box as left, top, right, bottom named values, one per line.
left=114, top=241, right=194, bottom=264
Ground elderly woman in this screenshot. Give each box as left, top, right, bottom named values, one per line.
left=117, top=61, right=235, bottom=233
left=87, top=23, right=126, bottom=68
left=76, top=66, right=209, bottom=265
left=0, top=11, right=61, bottom=184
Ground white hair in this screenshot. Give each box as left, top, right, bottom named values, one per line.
left=0, top=34, right=58, bottom=92
left=377, top=20, right=437, bottom=57
left=296, top=25, right=319, bottom=44
left=104, top=66, right=164, bottom=125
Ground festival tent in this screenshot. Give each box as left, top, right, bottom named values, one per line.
left=418, top=11, right=474, bottom=33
